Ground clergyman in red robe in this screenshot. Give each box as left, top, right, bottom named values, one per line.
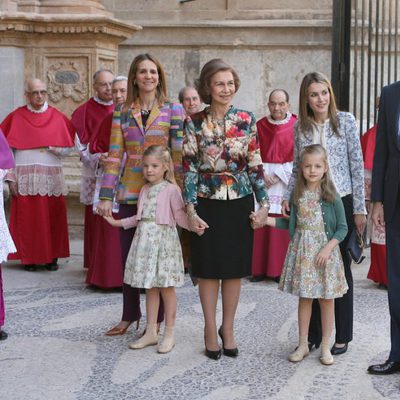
left=1, top=78, right=74, bottom=271
left=251, top=89, right=296, bottom=281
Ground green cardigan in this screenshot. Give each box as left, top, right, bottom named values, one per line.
left=275, top=195, right=348, bottom=242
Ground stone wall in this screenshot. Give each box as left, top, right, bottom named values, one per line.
left=102, top=0, right=334, bottom=117
left=1, top=0, right=335, bottom=238
left=0, top=1, right=141, bottom=238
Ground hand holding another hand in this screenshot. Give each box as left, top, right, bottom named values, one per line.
left=96, top=200, right=113, bottom=217
left=249, top=206, right=269, bottom=230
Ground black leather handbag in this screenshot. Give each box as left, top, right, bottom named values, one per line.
left=347, top=229, right=367, bottom=264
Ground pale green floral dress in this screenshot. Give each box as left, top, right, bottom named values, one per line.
left=124, top=181, right=184, bottom=289
left=278, top=190, right=348, bottom=299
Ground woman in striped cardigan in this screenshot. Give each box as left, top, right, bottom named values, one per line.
left=96, top=53, right=185, bottom=337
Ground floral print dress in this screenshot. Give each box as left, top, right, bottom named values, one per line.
left=124, top=181, right=184, bottom=289
left=279, top=190, right=348, bottom=299
left=0, top=170, right=16, bottom=263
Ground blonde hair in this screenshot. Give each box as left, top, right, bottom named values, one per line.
left=298, top=72, right=340, bottom=136
left=293, top=144, right=337, bottom=206
left=142, top=145, right=176, bottom=184
left=124, top=54, right=168, bottom=112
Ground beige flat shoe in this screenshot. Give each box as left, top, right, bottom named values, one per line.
left=288, top=345, right=310, bottom=362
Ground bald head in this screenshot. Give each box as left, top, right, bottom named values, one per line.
left=93, top=69, right=114, bottom=102
left=268, top=89, right=290, bottom=121
left=25, top=78, right=46, bottom=93
left=179, top=86, right=201, bottom=115
left=25, top=78, right=48, bottom=110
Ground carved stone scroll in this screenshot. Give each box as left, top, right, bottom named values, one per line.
left=45, top=57, right=89, bottom=116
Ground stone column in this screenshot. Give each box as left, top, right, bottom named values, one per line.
left=0, top=5, right=141, bottom=237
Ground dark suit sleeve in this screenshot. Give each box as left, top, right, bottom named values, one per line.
left=371, top=86, right=388, bottom=202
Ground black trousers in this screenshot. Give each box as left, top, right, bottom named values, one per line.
left=308, top=194, right=354, bottom=345
left=386, top=193, right=400, bottom=362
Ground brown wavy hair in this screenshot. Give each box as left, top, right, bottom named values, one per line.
left=124, top=54, right=168, bottom=111
left=298, top=72, right=340, bottom=137
left=196, top=59, right=240, bottom=105
left=292, top=144, right=337, bottom=206
left=142, top=145, right=176, bottom=185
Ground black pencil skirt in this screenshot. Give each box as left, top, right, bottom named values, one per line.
left=190, top=195, right=254, bottom=279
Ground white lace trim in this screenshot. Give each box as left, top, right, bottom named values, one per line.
left=93, top=97, right=113, bottom=106
left=15, top=164, right=67, bottom=196
left=27, top=102, right=49, bottom=114
left=266, top=112, right=292, bottom=125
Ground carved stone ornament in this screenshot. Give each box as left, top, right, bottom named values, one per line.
left=46, top=58, right=89, bottom=104
left=98, top=58, right=115, bottom=73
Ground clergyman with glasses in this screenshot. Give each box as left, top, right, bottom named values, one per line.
left=1, top=78, right=75, bottom=271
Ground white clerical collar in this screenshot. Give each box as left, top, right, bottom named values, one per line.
left=266, top=112, right=292, bottom=125
left=93, top=96, right=113, bottom=106
left=27, top=102, right=49, bottom=114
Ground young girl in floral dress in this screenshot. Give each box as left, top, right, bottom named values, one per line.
left=105, top=145, right=203, bottom=353
left=255, top=144, right=348, bottom=365
left=0, top=128, right=16, bottom=340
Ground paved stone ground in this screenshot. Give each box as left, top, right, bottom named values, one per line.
left=0, top=241, right=399, bottom=400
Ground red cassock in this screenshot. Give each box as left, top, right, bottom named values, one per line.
left=361, top=125, right=388, bottom=286
left=1, top=106, right=74, bottom=265
left=252, top=114, right=296, bottom=279
left=72, top=102, right=123, bottom=288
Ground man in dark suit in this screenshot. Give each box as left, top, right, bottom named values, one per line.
left=369, top=80, right=400, bottom=374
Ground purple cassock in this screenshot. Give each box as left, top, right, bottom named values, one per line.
left=0, top=127, right=15, bottom=330
left=0, top=127, right=15, bottom=169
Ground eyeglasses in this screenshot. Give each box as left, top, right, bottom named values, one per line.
left=29, top=90, right=47, bottom=96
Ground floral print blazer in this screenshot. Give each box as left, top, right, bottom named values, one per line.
left=182, top=106, right=268, bottom=205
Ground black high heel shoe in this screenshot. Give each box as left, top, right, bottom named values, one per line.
left=205, top=347, right=222, bottom=360
left=204, top=334, right=222, bottom=360
left=218, top=328, right=239, bottom=357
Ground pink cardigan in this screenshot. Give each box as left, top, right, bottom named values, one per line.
left=121, top=182, right=190, bottom=230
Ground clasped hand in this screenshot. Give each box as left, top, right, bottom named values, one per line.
left=250, top=206, right=269, bottom=230
left=188, top=215, right=209, bottom=236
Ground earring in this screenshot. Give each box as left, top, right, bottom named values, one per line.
left=133, top=80, right=137, bottom=86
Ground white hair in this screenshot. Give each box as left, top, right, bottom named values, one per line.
left=113, top=76, right=128, bottom=84
left=24, top=78, right=46, bottom=93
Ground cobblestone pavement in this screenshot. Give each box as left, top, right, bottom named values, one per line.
left=0, top=241, right=399, bottom=400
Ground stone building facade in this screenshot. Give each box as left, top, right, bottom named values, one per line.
left=0, top=0, right=334, bottom=237
left=102, top=0, right=333, bottom=117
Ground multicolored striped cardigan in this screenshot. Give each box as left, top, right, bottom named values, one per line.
left=99, top=101, right=185, bottom=205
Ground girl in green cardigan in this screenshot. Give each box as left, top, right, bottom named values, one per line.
left=252, top=144, right=348, bottom=365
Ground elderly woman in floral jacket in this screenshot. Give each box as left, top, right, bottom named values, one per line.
left=183, top=59, right=269, bottom=360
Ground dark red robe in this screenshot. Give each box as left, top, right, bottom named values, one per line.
left=72, top=99, right=122, bottom=288
left=361, top=125, right=387, bottom=286
left=252, top=114, right=296, bottom=278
